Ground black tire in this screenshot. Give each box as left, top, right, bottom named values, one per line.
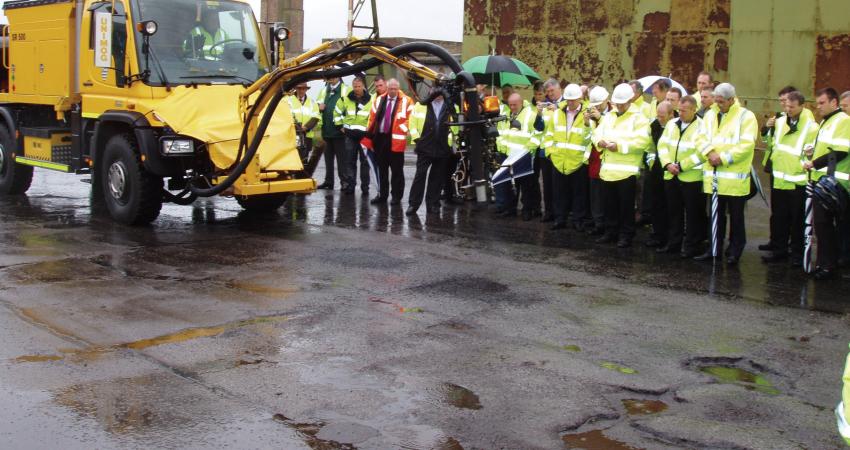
left=236, top=193, right=289, bottom=212
left=100, top=133, right=163, bottom=225
left=0, top=126, right=33, bottom=195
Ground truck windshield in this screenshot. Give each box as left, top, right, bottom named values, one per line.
left=132, top=0, right=269, bottom=86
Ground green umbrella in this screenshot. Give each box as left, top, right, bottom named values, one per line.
left=462, top=55, right=542, bottom=87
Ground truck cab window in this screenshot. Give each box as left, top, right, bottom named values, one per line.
left=131, top=0, right=269, bottom=87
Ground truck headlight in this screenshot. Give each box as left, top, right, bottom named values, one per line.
left=162, top=139, right=194, bottom=155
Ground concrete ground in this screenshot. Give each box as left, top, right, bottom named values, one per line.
left=1, top=158, right=849, bottom=449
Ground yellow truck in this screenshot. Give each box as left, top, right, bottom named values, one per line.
left=0, top=0, right=313, bottom=224
left=0, top=0, right=490, bottom=225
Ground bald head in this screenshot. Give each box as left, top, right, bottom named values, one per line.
left=656, top=100, right=674, bottom=125
left=508, top=93, right=524, bottom=114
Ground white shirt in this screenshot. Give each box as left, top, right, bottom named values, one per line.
left=432, top=98, right=444, bottom=119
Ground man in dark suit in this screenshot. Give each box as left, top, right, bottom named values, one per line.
left=363, top=79, right=412, bottom=205
left=407, top=93, right=454, bottom=215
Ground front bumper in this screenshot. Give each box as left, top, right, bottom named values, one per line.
left=226, top=176, right=316, bottom=196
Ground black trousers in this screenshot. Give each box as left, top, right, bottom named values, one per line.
left=840, top=208, right=850, bottom=264
left=373, top=134, right=405, bottom=201
left=537, top=155, right=554, bottom=216
left=345, top=135, right=370, bottom=193
left=322, top=137, right=350, bottom=189
left=602, top=176, right=637, bottom=240
left=301, top=137, right=313, bottom=162
left=713, top=195, right=747, bottom=259
left=589, top=177, right=604, bottom=228
left=664, top=178, right=706, bottom=253
left=553, top=165, right=590, bottom=226
left=524, top=152, right=542, bottom=213
left=442, top=155, right=459, bottom=198
left=408, top=154, right=448, bottom=209
left=644, top=163, right=668, bottom=241
left=770, top=186, right=806, bottom=257
left=814, top=201, right=842, bottom=270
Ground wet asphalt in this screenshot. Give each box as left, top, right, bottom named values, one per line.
left=1, top=156, right=849, bottom=449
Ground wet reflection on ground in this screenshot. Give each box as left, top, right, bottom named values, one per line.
left=3, top=167, right=846, bottom=314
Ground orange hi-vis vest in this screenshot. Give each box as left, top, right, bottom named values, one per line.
left=362, top=92, right=414, bottom=153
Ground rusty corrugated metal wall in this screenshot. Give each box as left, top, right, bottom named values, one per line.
left=463, top=0, right=850, bottom=114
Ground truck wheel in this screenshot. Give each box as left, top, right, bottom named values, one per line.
left=100, top=134, right=163, bottom=225
left=0, top=126, right=33, bottom=195
left=236, top=193, right=289, bottom=212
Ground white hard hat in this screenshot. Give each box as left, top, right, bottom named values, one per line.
left=587, top=86, right=609, bottom=107
left=563, top=83, right=582, bottom=101
left=611, top=83, right=634, bottom=105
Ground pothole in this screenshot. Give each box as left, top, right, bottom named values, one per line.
left=621, top=399, right=668, bottom=416
left=561, top=429, right=643, bottom=450
left=684, top=357, right=781, bottom=395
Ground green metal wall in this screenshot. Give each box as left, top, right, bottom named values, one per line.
left=463, top=0, right=850, bottom=114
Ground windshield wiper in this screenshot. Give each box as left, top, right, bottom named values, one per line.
left=179, top=75, right=254, bottom=85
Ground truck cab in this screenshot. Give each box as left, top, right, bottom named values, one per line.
left=0, top=0, right=313, bottom=225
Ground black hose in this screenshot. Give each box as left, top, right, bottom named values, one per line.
left=163, top=189, right=198, bottom=205
left=188, top=41, right=479, bottom=197
left=188, top=90, right=285, bottom=197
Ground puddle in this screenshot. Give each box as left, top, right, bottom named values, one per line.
left=562, top=344, right=581, bottom=352
left=562, top=429, right=643, bottom=449
left=427, top=320, right=474, bottom=331
left=273, top=415, right=358, bottom=449
left=699, top=366, right=780, bottom=395
left=8, top=258, right=113, bottom=283
left=559, top=282, right=578, bottom=289
left=12, top=315, right=289, bottom=363
left=225, top=280, right=297, bottom=297
left=435, top=383, right=482, bottom=410
left=600, top=362, right=638, bottom=375
left=621, top=399, right=668, bottom=415
left=122, top=316, right=288, bottom=350
left=368, top=297, right=424, bottom=314
left=13, top=354, right=63, bottom=363
left=236, top=358, right=268, bottom=367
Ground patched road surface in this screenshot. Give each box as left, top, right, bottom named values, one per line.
left=1, top=164, right=849, bottom=449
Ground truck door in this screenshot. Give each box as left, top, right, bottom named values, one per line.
left=81, top=0, right=131, bottom=102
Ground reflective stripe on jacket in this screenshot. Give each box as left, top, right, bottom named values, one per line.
left=496, top=105, right=542, bottom=156
left=543, top=105, right=591, bottom=175
left=334, top=92, right=372, bottom=133
left=592, top=103, right=652, bottom=182
left=812, top=111, right=850, bottom=191
left=701, top=102, right=758, bottom=196
left=361, top=92, right=414, bottom=152
left=286, top=95, right=320, bottom=139
left=767, top=110, right=818, bottom=190
left=657, top=117, right=708, bottom=183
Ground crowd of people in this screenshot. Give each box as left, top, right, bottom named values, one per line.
left=286, top=71, right=850, bottom=282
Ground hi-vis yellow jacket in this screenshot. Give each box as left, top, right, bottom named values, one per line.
left=765, top=109, right=818, bottom=190
left=811, top=110, right=850, bottom=191
left=657, top=117, right=709, bottom=183
left=333, top=91, right=372, bottom=133
left=543, top=104, right=591, bottom=175
left=591, top=104, right=652, bottom=182
left=286, top=95, right=321, bottom=139
left=701, top=102, right=758, bottom=196
left=497, top=105, right=542, bottom=156
left=838, top=344, right=850, bottom=446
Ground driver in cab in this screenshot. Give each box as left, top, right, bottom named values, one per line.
left=183, top=6, right=229, bottom=59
